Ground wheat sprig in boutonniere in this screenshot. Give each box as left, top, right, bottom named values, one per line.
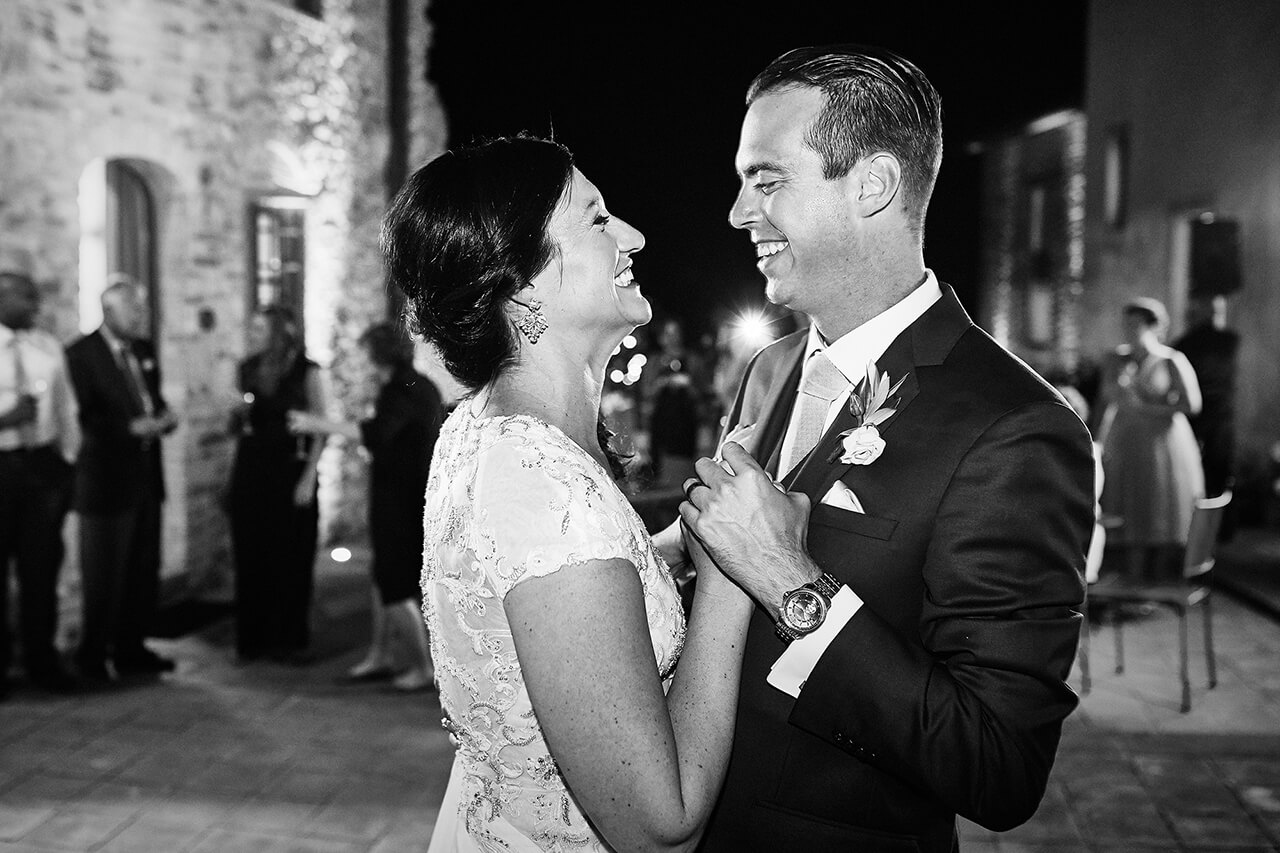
left=828, top=362, right=908, bottom=466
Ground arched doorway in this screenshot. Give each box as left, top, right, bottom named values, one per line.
left=77, top=158, right=161, bottom=343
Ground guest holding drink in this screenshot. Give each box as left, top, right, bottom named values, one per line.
left=288, top=322, right=442, bottom=692
left=67, top=278, right=178, bottom=683
left=0, top=272, right=80, bottom=697
left=1096, top=297, right=1204, bottom=581
left=228, top=305, right=328, bottom=663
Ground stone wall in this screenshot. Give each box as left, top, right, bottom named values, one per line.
left=0, top=0, right=446, bottom=612
left=977, top=112, right=1087, bottom=382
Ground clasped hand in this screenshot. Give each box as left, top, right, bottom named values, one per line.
left=679, top=443, right=817, bottom=614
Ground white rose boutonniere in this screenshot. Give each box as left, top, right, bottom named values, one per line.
left=838, top=424, right=887, bottom=466
left=829, top=362, right=907, bottom=466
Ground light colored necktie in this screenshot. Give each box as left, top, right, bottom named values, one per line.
left=10, top=332, right=34, bottom=447
left=781, top=350, right=848, bottom=474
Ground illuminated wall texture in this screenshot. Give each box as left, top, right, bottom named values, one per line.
left=0, top=0, right=446, bottom=614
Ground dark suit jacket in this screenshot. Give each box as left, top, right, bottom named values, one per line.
left=65, top=329, right=168, bottom=514
left=700, top=286, right=1094, bottom=853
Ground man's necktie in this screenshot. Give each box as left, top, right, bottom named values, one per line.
left=118, top=342, right=154, bottom=417
left=781, top=350, right=848, bottom=475
left=10, top=332, right=34, bottom=447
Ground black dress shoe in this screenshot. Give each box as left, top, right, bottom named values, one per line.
left=115, top=649, right=176, bottom=675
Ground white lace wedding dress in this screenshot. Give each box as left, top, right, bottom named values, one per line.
left=424, top=403, right=687, bottom=852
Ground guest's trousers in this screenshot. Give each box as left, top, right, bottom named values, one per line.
left=0, top=445, right=73, bottom=677
left=77, top=487, right=162, bottom=665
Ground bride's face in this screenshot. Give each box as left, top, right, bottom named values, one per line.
left=536, top=168, right=650, bottom=336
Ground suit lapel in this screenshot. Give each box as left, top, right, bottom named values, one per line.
left=785, top=285, right=972, bottom=500
left=91, top=331, right=144, bottom=417
left=753, top=335, right=805, bottom=478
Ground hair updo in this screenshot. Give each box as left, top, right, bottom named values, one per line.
left=381, top=135, right=573, bottom=390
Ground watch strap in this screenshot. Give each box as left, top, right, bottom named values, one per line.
left=807, top=572, right=841, bottom=601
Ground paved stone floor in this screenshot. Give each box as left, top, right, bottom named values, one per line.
left=3, top=535, right=1280, bottom=852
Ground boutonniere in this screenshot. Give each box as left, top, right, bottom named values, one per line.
left=141, top=358, right=156, bottom=371
left=829, top=363, right=907, bottom=466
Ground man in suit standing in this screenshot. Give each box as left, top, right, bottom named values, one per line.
left=0, top=272, right=80, bottom=698
left=1172, top=293, right=1239, bottom=538
left=681, top=46, right=1095, bottom=851
left=66, top=279, right=178, bottom=682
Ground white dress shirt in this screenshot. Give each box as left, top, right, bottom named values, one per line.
left=769, top=271, right=942, bottom=697
left=0, top=323, right=80, bottom=461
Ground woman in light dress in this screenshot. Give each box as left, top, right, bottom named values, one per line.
left=383, top=136, right=755, bottom=852
left=1096, top=297, right=1205, bottom=581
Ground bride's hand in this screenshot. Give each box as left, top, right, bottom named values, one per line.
left=651, top=519, right=691, bottom=581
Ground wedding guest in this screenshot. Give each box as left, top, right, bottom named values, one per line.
left=0, top=272, right=80, bottom=697
left=1097, top=297, right=1205, bottom=581
left=646, top=318, right=702, bottom=486
left=1173, top=293, right=1239, bottom=538
left=66, top=278, right=178, bottom=682
left=288, top=321, right=441, bottom=692
left=227, top=305, right=327, bottom=663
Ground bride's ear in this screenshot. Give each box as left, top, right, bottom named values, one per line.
left=509, top=283, right=539, bottom=311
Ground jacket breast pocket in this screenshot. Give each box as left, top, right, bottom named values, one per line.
left=810, top=503, right=898, bottom=540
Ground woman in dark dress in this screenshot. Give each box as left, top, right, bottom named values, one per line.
left=289, top=322, right=442, bottom=690
left=228, top=306, right=328, bottom=663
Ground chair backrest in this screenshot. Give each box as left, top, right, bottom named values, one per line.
left=1183, top=490, right=1232, bottom=581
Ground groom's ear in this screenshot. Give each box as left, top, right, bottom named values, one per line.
left=852, top=152, right=902, bottom=219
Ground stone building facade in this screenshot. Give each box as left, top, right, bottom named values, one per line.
left=975, top=111, right=1087, bottom=383
left=977, top=1, right=1280, bottom=520
left=1080, top=0, right=1280, bottom=510
left=0, top=0, right=446, bottom=611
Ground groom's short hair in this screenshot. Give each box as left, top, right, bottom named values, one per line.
left=747, top=44, right=943, bottom=238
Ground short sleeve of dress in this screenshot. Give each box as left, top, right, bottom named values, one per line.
left=471, top=426, right=634, bottom=599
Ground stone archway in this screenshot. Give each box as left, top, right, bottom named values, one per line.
left=77, top=158, right=169, bottom=341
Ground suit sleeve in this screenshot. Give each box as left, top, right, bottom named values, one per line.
left=788, top=400, right=1093, bottom=831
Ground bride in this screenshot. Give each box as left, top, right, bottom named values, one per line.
left=382, top=135, right=757, bottom=852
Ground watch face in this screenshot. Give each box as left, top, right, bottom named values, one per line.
left=783, top=589, right=826, bottom=633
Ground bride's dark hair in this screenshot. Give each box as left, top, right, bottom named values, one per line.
left=382, top=134, right=630, bottom=479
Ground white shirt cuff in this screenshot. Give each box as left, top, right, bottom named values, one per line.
left=767, top=586, right=862, bottom=698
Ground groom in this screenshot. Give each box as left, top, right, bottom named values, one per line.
left=682, top=45, right=1094, bottom=851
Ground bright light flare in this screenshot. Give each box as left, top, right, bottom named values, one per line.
left=331, top=547, right=352, bottom=563
left=733, top=310, right=775, bottom=349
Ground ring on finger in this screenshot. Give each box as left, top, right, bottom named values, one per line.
left=680, top=473, right=701, bottom=502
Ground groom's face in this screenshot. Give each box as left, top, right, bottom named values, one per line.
left=729, top=85, right=860, bottom=318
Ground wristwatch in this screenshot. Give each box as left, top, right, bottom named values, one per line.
left=775, top=572, right=842, bottom=643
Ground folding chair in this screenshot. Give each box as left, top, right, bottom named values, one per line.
left=1079, top=490, right=1232, bottom=713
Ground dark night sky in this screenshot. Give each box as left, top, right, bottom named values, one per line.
left=425, top=1, right=1088, bottom=339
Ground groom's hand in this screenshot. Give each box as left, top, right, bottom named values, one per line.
left=679, top=443, right=822, bottom=620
